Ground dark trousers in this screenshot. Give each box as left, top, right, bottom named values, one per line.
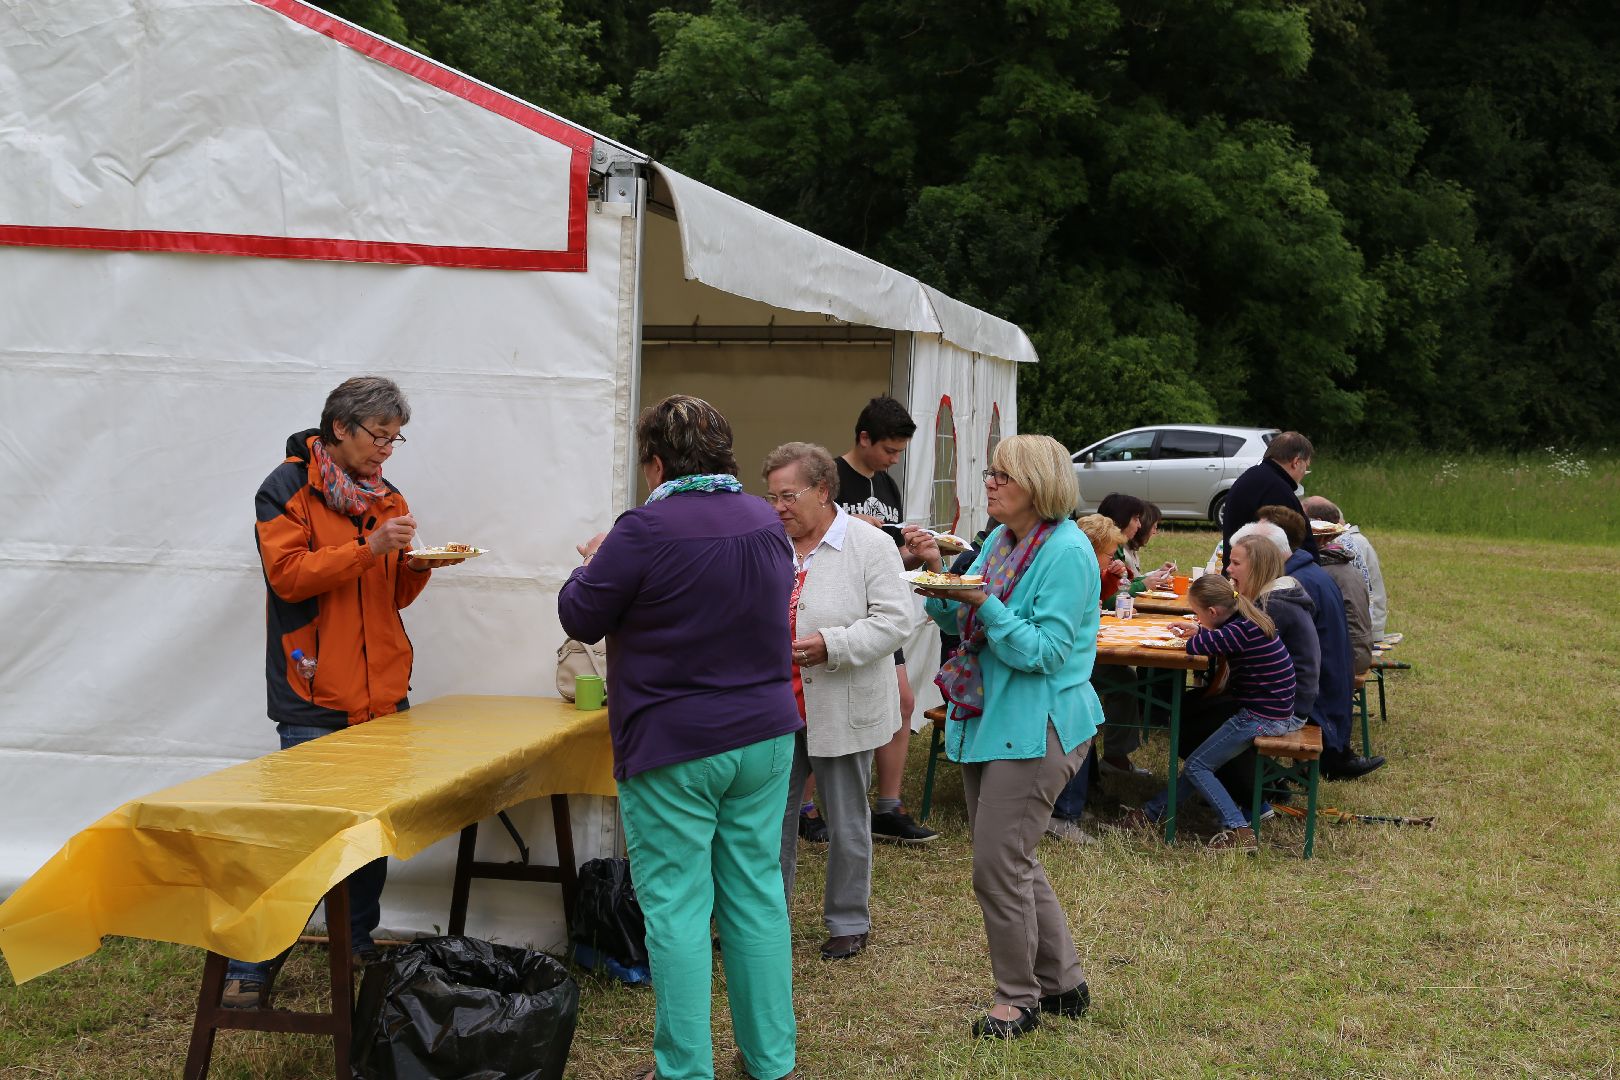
left=1178, top=693, right=1257, bottom=805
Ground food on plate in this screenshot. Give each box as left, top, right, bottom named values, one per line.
left=1310, top=519, right=1346, bottom=536
left=931, top=532, right=970, bottom=554
left=443, top=542, right=474, bottom=552
left=910, top=570, right=984, bottom=587
left=1140, top=638, right=1187, bottom=649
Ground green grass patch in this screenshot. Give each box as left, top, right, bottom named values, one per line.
left=1306, top=448, right=1620, bottom=544
left=4, top=529, right=1619, bottom=1077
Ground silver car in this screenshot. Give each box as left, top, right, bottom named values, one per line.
left=1071, top=425, right=1279, bottom=524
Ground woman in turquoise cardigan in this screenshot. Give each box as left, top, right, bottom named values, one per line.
left=913, top=433, right=1102, bottom=1041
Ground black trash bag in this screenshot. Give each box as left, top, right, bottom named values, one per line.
left=569, top=857, right=647, bottom=969
left=352, top=936, right=578, bottom=1080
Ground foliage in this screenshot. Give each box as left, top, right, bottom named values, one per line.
left=313, top=0, right=1620, bottom=452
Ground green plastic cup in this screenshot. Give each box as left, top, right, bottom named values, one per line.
left=574, top=674, right=606, bottom=711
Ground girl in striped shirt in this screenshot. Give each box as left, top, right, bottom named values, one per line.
left=1132, top=574, right=1299, bottom=853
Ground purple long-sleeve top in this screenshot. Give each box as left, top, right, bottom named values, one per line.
left=557, top=490, right=804, bottom=780
left=1186, top=616, right=1296, bottom=724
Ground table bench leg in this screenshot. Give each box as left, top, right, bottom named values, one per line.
left=448, top=796, right=582, bottom=937
left=183, top=883, right=353, bottom=1080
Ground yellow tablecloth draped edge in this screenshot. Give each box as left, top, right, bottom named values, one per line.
left=0, top=696, right=615, bottom=983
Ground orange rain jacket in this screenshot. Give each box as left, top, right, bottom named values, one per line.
left=255, top=430, right=432, bottom=728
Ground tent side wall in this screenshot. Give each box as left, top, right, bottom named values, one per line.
left=0, top=0, right=636, bottom=949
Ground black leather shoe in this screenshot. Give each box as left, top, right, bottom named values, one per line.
left=819, top=932, right=868, bottom=960
left=1322, top=752, right=1386, bottom=780
left=798, top=810, right=829, bottom=844
left=971, top=1005, right=1040, bottom=1040
left=1039, top=982, right=1090, bottom=1019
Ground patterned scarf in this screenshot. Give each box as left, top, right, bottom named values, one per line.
left=310, top=437, right=385, bottom=517
left=934, top=520, right=1056, bottom=719
left=645, top=473, right=742, bottom=503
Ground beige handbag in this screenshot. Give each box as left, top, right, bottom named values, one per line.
left=555, top=638, right=607, bottom=701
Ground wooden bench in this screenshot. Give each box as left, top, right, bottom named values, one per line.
left=1252, top=723, right=1323, bottom=858
left=917, top=705, right=951, bottom=823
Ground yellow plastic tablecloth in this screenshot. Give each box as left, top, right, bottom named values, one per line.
left=0, top=695, right=614, bottom=984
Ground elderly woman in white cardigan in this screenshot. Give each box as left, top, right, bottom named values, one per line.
left=764, top=441, right=912, bottom=962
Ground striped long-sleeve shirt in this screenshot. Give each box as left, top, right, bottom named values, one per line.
left=1187, top=616, right=1296, bottom=723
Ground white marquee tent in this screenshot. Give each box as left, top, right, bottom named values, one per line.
left=0, top=0, right=1036, bottom=950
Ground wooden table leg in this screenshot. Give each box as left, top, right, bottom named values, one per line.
left=182, top=950, right=229, bottom=1079
left=181, top=882, right=355, bottom=1080
left=551, top=794, right=579, bottom=927
left=448, top=823, right=478, bottom=936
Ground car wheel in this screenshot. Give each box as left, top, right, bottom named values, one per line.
left=1210, top=492, right=1227, bottom=527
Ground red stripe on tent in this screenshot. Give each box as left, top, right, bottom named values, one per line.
left=0, top=0, right=592, bottom=272
left=0, top=225, right=586, bottom=272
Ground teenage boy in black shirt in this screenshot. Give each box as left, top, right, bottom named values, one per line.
left=806, top=396, right=938, bottom=845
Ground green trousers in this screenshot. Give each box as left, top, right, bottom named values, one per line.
left=619, top=732, right=797, bottom=1080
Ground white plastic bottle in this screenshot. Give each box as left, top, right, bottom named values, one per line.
left=1115, top=583, right=1134, bottom=621
left=290, top=648, right=317, bottom=681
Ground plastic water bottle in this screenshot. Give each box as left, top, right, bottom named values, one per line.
left=290, top=648, right=317, bottom=680
left=1115, top=585, right=1134, bottom=621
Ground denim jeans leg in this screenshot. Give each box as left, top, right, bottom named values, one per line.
left=1183, top=711, right=1264, bottom=830
left=1051, top=745, right=1095, bottom=821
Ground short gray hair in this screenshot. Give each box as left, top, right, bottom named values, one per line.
left=761, top=442, right=839, bottom=500
left=321, top=376, right=411, bottom=444
left=1231, top=521, right=1290, bottom=558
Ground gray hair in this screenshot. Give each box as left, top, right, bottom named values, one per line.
left=761, top=442, right=840, bottom=501
left=1231, top=521, right=1291, bottom=558
left=320, top=376, right=411, bottom=444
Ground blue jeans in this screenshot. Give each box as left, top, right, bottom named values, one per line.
left=1051, top=745, right=1097, bottom=821
left=224, top=722, right=388, bottom=984
left=1143, top=709, right=1303, bottom=831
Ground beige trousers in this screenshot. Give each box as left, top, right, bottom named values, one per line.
left=961, top=725, right=1090, bottom=1007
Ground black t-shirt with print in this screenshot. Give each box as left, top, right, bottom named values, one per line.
left=835, top=456, right=905, bottom=543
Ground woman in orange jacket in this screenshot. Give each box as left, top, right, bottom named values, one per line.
left=224, top=375, right=460, bottom=1008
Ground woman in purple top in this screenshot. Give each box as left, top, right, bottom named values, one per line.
left=1125, top=574, right=1299, bottom=854
left=559, top=395, right=800, bottom=1080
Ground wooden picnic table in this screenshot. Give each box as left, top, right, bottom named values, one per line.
left=1129, top=590, right=1194, bottom=616
left=0, top=695, right=616, bottom=1079
left=1093, top=611, right=1210, bottom=844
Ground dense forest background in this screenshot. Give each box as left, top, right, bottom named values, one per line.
left=323, top=0, right=1618, bottom=451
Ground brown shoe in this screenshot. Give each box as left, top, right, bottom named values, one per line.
left=220, top=978, right=269, bottom=1010
left=1207, top=826, right=1259, bottom=854
left=819, top=932, right=869, bottom=960
left=1113, top=807, right=1157, bottom=832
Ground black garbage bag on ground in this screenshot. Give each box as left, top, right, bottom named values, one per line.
left=568, top=857, right=647, bottom=970
left=352, top=936, right=578, bottom=1080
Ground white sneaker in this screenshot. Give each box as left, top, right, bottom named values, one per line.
left=1045, top=817, right=1098, bottom=845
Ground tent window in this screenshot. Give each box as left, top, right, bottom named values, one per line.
left=987, top=403, right=1003, bottom=465
left=932, top=395, right=959, bottom=533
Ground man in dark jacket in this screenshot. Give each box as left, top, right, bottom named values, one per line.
left=1220, top=431, right=1318, bottom=570
left=1264, top=507, right=1385, bottom=780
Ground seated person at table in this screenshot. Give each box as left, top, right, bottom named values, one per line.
left=1256, top=506, right=1384, bottom=780
left=1303, top=495, right=1390, bottom=640
left=1179, top=531, right=1319, bottom=813
left=1077, top=513, right=1130, bottom=605
left=1094, top=493, right=1146, bottom=600
left=1103, top=495, right=1176, bottom=596
left=1121, top=574, right=1299, bottom=853
left=1308, top=517, right=1374, bottom=677
left=224, top=376, right=465, bottom=1009
left=1046, top=515, right=1126, bottom=844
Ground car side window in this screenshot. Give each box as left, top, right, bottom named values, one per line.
left=1158, top=430, right=1224, bottom=459
left=1092, top=430, right=1157, bottom=462
left=1220, top=434, right=1246, bottom=457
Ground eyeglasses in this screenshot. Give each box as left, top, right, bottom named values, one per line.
left=981, top=469, right=1013, bottom=487
left=763, top=485, right=814, bottom=507
left=355, top=421, right=407, bottom=448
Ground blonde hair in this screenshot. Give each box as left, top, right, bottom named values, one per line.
left=1075, top=513, right=1124, bottom=558
left=1188, top=573, right=1277, bottom=637
left=994, top=434, right=1079, bottom=522
left=1231, top=535, right=1288, bottom=601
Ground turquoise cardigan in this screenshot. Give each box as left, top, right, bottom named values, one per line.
left=924, top=519, right=1103, bottom=763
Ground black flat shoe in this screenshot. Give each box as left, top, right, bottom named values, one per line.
left=819, top=932, right=869, bottom=960
left=971, top=1005, right=1040, bottom=1040
left=1039, top=982, right=1090, bottom=1019
left=1322, top=753, right=1386, bottom=780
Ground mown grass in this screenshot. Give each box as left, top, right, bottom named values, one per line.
left=1306, top=448, right=1620, bottom=544
left=4, top=529, right=1619, bottom=1078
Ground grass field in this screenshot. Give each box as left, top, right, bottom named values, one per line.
left=4, top=528, right=1619, bottom=1078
